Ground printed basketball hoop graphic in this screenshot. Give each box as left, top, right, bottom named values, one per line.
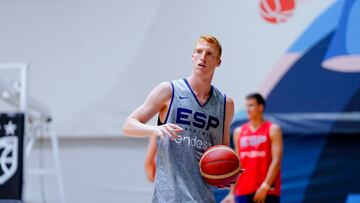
left=260, top=0, right=296, bottom=24
left=0, top=136, right=18, bottom=184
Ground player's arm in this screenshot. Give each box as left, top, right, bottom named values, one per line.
left=222, top=97, right=234, bottom=146
left=262, top=124, right=283, bottom=188
left=221, top=126, right=241, bottom=203
left=122, top=82, right=183, bottom=139
left=144, top=136, right=157, bottom=182
left=253, top=124, right=283, bottom=203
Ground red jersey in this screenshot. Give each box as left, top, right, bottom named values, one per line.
left=235, top=121, right=281, bottom=196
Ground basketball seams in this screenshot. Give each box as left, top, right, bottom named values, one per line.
left=201, top=146, right=238, bottom=159
left=202, top=160, right=239, bottom=174
left=199, top=145, right=240, bottom=166
left=200, top=165, right=242, bottom=180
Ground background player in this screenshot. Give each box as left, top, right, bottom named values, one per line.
left=222, top=93, right=283, bottom=203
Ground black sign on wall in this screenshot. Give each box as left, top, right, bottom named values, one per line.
left=0, top=113, right=24, bottom=200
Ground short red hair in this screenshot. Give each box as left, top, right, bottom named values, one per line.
left=195, top=35, right=222, bottom=58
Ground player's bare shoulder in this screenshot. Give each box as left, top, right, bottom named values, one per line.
left=233, top=125, right=242, bottom=143
left=225, top=97, right=234, bottom=111
left=148, top=81, right=173, bottom=104
left=155, top=81, right=172, bottom=94
left=270, top=123, right=282, bottom=139
left=233, top=126, right=242, bottom=137
left=225, top=96, right=234, bottom=105
left=270, top=123, right=281, bottom=132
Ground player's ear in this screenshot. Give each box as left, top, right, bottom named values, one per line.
left=260, top=104, right=265, bottom=112
left=217, top=59, right=221, bottom=67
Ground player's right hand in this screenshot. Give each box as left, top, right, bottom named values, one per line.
left=153, top=123, right=183, bottom=140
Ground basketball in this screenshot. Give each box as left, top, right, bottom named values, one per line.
left=199, top=145, right=242, bottom=187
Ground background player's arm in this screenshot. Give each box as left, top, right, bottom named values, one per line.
left=144, top=136, right=157, bottom=182
left=262, top=124, right=283, bottom=187
left=253, top=124, right=283, bottom=203
left=122, top=82, right=182, bottom=139
left=221, top=126, right=241, bottom=203
left=222, top=97, right=234, bottom=146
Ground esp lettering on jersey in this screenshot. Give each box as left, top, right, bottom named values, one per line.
left=175, top=107, right=220, bottom=130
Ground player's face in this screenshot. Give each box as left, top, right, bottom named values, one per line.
left=192, top=40, right=221, bottom=71
left=245, top=98, right=263, bottom=119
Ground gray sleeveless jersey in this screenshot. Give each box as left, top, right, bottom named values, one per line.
left=153, top=79, right=226, bottom=203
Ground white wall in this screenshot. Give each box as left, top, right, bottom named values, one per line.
left=0, top=0, right=335, bottom=137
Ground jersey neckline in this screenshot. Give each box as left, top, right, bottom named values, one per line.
left=183, top=78, right=214, bottom=107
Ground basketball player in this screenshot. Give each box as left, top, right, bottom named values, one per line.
left=221, top=93, right=283, bottom=203
left=122, top=35, right=234, bottom=203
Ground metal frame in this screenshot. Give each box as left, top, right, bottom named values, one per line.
left=0, top=63, right=66, bottom=203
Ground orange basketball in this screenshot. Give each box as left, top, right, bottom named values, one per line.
left=199, top=145, right=242, bottom=187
